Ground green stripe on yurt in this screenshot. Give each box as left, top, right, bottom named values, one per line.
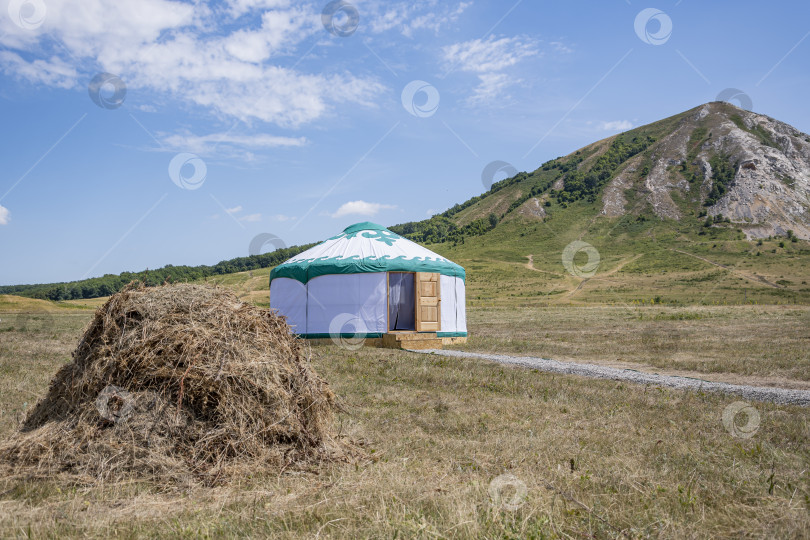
left=270, top=256, right=465, bottom=284
left=436, top=332, right=467, bottom=338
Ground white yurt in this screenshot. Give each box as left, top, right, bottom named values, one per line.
left=269, top=222, right=467, bottom=346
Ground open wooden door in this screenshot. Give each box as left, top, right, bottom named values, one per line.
left=415, top=272, right=441, bottom=332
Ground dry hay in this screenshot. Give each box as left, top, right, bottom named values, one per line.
left=0, top=282, right=357, bottom=485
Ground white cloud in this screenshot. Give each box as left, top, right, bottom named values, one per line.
left=550, top=41, right=573, bottom=54
left=331, top=200, right=396, bottom=218
left=0, top=205, right=9, bottom=225
left=239, top=213, right=262, bottom=222
left=601, top=120, right=633, bottom=131
left=0, top=0, right=385, bottom=127
left=226, top=205, right=243, bottom=214
left=161, top=131, right=308, bottom=156
left=367, top=1, right=471, bottom=37
left=443, top=35, right=539, bottom=73
left=226, top=0, right=292, bottom=18
left=467, top=73, right=511, bottom=106
left=0, top=52, right=78, bottom=89
left=442, top=35, right=541, bottom=105
left=270, top=214, right=294, bottom=221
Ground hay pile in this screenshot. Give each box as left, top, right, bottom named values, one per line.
left=0, top=283, right=354, bottom=485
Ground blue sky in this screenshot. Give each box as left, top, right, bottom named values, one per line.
left=1, top=0, right=809, bottom=285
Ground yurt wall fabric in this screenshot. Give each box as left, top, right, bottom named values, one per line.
left=268, top=277, right=307, bottom=333
left=454, top=276, right=467, bottom=334
left=305, top=273, right=387, bottom=335
left=439, top=275, right=467, bottom=336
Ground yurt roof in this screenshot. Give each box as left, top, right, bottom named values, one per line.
left=269, top=222, right=465, bottom=284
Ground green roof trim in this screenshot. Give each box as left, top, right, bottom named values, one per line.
left=270, top=222, right=466, bottom=284
left=270, top=255, right=465, bottom=284
left=341, top=222, right=386, bottom=234
left=327, top=223, right=401, bottom=246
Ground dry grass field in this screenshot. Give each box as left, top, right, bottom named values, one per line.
left=1, top=303, right=809, bottom=538
left=454, top=305, right=810, bottom=387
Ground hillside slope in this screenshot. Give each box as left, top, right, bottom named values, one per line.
left=391, top=102, right=810, bottom=306
left=393, top=102, right=810, bottom=243
left=604, top=102, right=810, bottom=237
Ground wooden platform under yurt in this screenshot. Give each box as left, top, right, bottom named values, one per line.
left=306, top=332, right=467, bottom=350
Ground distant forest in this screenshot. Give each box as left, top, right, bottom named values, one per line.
left=390, top=156, right=562, bottom=244
left=0, top=244, right=315, bottom=301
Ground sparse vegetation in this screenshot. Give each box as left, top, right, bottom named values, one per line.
left=730, top=114, right=780, bottom=148
left=682, top=125, right=711, bottom=184
left=705, top=154, right=738, bottom=206
left=557, top=134, right=655, bottom=204
left=778, top=174, right=797, bottom=187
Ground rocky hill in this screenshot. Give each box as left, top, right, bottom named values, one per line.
left=393, top=102, right=810, bottom=243
left=603, top=102, right=810, bottom=238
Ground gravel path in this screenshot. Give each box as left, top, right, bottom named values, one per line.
left=416, top=349, right=810, bottom=407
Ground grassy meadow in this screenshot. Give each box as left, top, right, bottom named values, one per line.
left=431, top=206, right=810, bottom=308
left=1, top=297, right=809, bottom=537
left=454, top=305, right=810, bottom=386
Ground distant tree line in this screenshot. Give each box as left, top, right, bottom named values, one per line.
left=390, top=170, right=537, bottom=244
left=0, top=244, right=316, bottom=301
left=555, top=134, right=656, bottom=204
left=504, top=174, right=562, bottom=215
left=390, top=213, right=501, bottom=245
left=391, top=157, right=572, bottom=245
left=395, top=135, right=660, bottom=244
left=439, top=171, right=532, bottom=220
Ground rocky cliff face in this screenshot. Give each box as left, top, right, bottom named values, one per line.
left=601, top=102, right=810, bottom=239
